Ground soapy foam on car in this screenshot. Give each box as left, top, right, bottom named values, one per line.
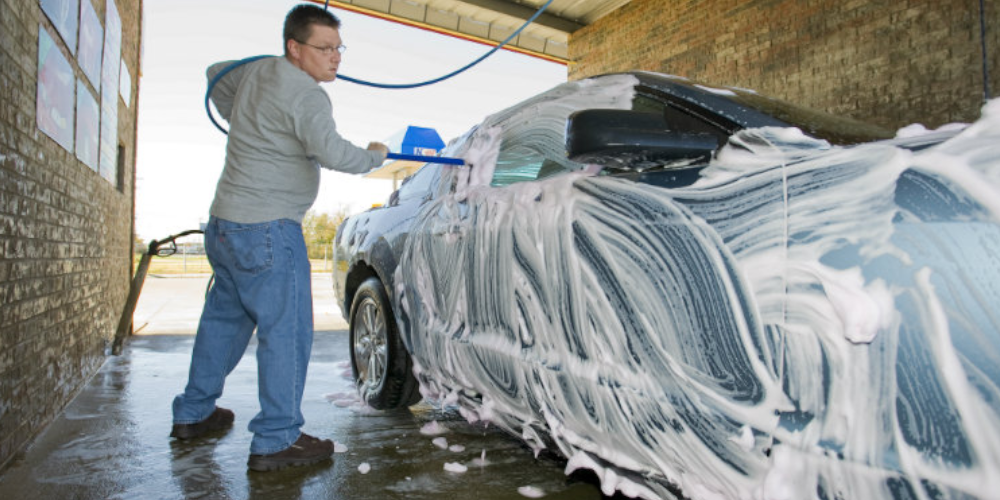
left=395, top=81, right=1000, bottom=500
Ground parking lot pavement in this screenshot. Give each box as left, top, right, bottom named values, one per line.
left=0, top=276, right=621, bottom=499
left=133, top=272, right=348, bottom=334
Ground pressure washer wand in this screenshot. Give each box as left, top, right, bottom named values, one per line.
left=385, top=152, right=465, bottom=165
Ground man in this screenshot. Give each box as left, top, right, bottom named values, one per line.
left=170, top=4, right=388, bottom=472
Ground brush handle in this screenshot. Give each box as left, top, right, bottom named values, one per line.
left=386, top=153, right=465, bottom=165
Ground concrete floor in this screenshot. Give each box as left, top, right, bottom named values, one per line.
left=0, top=275, right=619, bottom=499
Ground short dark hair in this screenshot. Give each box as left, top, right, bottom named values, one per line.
left=283, top=4, right=341, bottom=54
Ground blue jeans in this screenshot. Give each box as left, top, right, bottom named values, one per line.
left=172, top=216, right=313, bottom=455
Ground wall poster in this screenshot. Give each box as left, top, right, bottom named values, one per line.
left=98, top=0, right=121, bottom=184
left=78, top=0, right=103, bottom=90
left=75, top=80, right=100, bottom=171
left=36, top=24, right=75, bottom=153
left=39, top=0, right=79, bottom=55
left=119, top=59, right=131, bottom=108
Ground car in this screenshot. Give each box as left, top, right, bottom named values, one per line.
left=332, top=71, right=1000, bottom=500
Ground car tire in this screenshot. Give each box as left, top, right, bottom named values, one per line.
left=349, top=276, right=422, bottom=410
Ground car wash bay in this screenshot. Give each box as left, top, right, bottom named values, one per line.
left=0, top=275, right=625, bottom=500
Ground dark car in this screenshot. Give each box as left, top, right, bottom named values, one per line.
left=333, top=71, right=1000, bottom=500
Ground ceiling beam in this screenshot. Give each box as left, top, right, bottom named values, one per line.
left=313, top=0, right=570, bottom=63
left=452, top=0, right=584, bottom=33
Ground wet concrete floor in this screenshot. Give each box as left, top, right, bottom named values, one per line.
left=0, top=276, right=622, bottom=499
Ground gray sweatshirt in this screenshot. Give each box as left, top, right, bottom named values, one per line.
left=206, top=56, right=383, bottom=224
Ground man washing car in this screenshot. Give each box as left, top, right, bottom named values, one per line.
left=170, top=3, right=388, bottom=472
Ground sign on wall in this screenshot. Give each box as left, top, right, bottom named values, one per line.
left=36, top=24, right=75, bottom=153
left=120, top=60, right=131, bottom=108
left=76, top=79, right=100, bottom=171
left=98, top=0, right=121, bottom=184
left=77, top=0, right=103, bottom=90
left=35, top=0, right=126, bottom=186
left=39, top=0, right=79, bottom=55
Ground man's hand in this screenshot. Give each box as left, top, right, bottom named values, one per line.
left=367, top=142, right=389, bottom=160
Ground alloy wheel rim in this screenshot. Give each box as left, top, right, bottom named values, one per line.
left=354, top=296, right=387, bottom=395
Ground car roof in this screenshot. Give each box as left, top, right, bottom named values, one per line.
left=629, top=71, right=789, bottom=129
left=618, top=71, right=895, bottom=145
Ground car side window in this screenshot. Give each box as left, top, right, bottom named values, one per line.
left=491, top=146, right=542, bottom=187
left=490, top=144, right=585, bottom=188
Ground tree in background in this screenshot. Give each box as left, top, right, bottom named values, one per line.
left=302, top=209, right=348, bottom=261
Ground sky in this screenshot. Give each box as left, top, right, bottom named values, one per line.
left=135, top=0, right=567, bottom=240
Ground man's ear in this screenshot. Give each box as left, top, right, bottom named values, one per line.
left=286, top=39, right=300, bottom=59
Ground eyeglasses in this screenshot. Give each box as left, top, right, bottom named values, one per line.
left=297, top=41, right=346, bottom=55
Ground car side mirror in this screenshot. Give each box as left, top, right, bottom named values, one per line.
left=566, top=109, right=719, bottom=170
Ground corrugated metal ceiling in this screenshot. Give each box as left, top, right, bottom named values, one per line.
left=319, top=0, right=632, bottom=63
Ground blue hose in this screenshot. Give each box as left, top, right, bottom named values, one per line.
left=206, top=0, right=555, bottom=133
left=205, top=55, right=273, bottom=134
left=339, top=0, right=554, bottom=89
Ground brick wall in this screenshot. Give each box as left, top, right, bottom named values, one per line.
left=569, top=0, right=999, bottom=129
left=0, top=0, right=141, bottom=469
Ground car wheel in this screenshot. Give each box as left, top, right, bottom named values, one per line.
left=349, top=276, right=422, bottom=410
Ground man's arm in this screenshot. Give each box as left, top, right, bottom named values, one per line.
left=366, top=142, right=389, bottom=159
left=294, top=90, right=386, bottom=174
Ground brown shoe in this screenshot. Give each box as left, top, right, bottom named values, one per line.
left=170, top=407, right=234, bottom=439
left=247, top=433, right=334, bottom=472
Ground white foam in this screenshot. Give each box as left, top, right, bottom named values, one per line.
left=419, top=420, right=448, bottom=436
left=517, top=485, right=545, bottom=498
left=443, top=462, right=468, bottom=473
